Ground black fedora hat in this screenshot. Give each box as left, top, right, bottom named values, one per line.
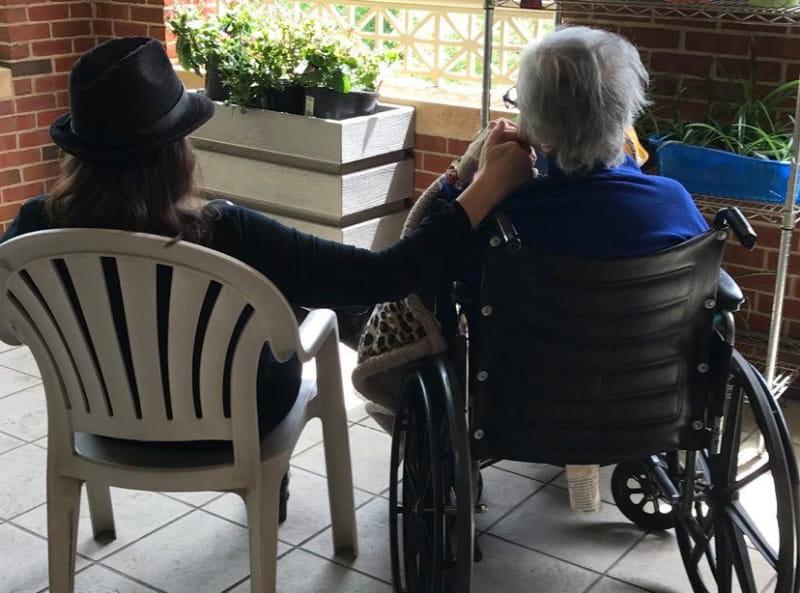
left=51, top=37, right=214, bottom=160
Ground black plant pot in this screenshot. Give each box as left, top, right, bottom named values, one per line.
left=304, top=87, right=378, bottom=120
left=260, top=86, right=305, bottom=115
left=204, top=60, right=229, bottom=102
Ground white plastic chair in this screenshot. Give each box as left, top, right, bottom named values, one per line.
left=0, top=228, right=358, bottom=593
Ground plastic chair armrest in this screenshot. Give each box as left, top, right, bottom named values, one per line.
left=298, top=309, right=339, bottom=362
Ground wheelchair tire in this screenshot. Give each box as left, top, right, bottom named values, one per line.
left=611, top=461, right=676, bottom=531
left=672, top=351, right=799, bottom=593
left=389, top=357, right=474, bottom=593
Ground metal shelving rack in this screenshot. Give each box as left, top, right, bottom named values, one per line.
left=479, top=0, right=800, bottom=390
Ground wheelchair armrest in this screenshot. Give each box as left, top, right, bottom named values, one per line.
left=718, top=269, right=745, bottom=313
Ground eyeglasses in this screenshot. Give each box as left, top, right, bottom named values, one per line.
left=503, top=86, right=518, bottom=110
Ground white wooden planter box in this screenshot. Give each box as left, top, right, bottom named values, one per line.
left=191, top=101, right=415, bottom=251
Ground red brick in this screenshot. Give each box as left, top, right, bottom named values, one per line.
left=14, top=94, right=57, bottom=113
left=422, top=153, right=454, bottom=173
left=0, top=149, right=42, bottom=169
left=8, top=24, right=51, bottom=43
left=19, top=129, right=54, bottom=149
left=716, top=57, right=783, bottom=83
left=724, top=244, right=767, bottom=269
left=28, top=4, right=70, bottom=21
left=414, top=171, right=438, bottom=191
left=685, top=32, right=751, bottom=55
left=37, top=108, right=67, bottom=128
left=54, top=56, right=77, bottom=72
left=95, top=2, right=130, bottom=19
left=651, top=52, right=712, bottom=78
left=618, top=26, right=680, bottom=49
left=448, top=138, right=471, bottom=155
left=0, top=42, right=30, bottom=61
left=131, top=5, right=165, bottom=23
left=1, top=184, right=44, bottom=205
left=0, top=169, right=21, bottom=187
left=52, top=20, right=91, bottom=39
left=56, top=91, right=70, bottom=107
left=0, top=134, right=17, bottom=152
left=0, top=7, right=27, bottom=22
left=0, top=202, right=23, bottom=223
left=34, top=75, right=69, bottom=94
left=114, top=22, right=150, bottom=37
left=753, top=36, right=799, bottom=61
left=22, top=160, right=59, bottom=182
left=13, top=79, right=33, bottom=96
left=766, top=250, right=800, bottom=276
left=148, top=25, right=166, bottom=41
left=69, top=3, right=93, bottom=19
left=32, top=39, right=73, bottom=57
left=0, top=115, right=36, bottom=134
left=0, top=101, right=13, bottom=117
left=93, top=20, right=113, bottom=36
left=416, top=134, right=448, bottom=153
left=413, top=152, right=423, bottom=171
left=72, top=37, right=94, bottom=53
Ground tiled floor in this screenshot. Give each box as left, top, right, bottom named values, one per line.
left=0, top=342, right=797, bottom=593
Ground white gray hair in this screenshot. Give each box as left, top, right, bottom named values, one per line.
left=516, top=26, right=648, bottom=176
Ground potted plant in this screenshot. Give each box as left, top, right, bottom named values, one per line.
left=170, top=2, right=400, bottom=119
left=639, top=59, right=799, bottom=204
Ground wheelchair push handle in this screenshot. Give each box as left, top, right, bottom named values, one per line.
left=713, top=207, right=757, bottom=251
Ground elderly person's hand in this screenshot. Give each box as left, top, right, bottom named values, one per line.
left=455, top=120, right=535, bottom=227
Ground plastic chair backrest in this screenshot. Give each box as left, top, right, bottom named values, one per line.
left=0, top=229, right=301, bottom=452
left=470, top=227, right=726, bottom=464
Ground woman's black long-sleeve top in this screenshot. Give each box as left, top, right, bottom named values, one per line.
left=1, top=196, right=479, bottom=433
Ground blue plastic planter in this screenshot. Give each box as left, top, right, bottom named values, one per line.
left=650, top=136, right=798, bottom=204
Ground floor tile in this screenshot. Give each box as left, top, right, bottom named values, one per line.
left=0, top=363, right=41, bottom=398
left=473, top=534, right=597, bottom=593
left=203, top=467, right=370, bottom=546
left=302, top=496, right=391, bottom=583
left=0, top=346, right=41, bottom=378
left=0, top=430, right=25, bottom=454
left=477, top=467, right=546, bottom=531
left=494, top=460, right=564, bottom=483
left=103, top=511, right=259, bottom=593
left=489, top=485, right=642, bottom=572
left=551, top=464, right=616, bottom=505
left=609, top=531, right=774, bottom=593
left=14, top=488, right=193, bottom=560
left=229, top=548, right=392, bottom=593
left=0, top=384, right=48, bottom=441
left=68, top=564, right=160, bottom=593
left=0, top=444, right=47, bottom=519
left=292, top=424, right=392, bottom=495
left=292, top=418, right=324, bottom=457
left=162, top=491, right=223, bottom=507
left=587, top=577, right=649, bottom=593
left=0, top=523, right=53, bottom=593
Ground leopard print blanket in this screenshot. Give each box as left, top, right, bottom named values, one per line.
left=351, top=176, right=450, bottom=430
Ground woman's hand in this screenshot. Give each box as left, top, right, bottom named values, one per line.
left=456, top=120, right=535, bottom=228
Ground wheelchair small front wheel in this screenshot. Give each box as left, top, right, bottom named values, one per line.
left=612, top=461, right=676, bottom=531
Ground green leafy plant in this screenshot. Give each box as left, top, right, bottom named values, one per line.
left=637, top=48, right=797, bottom=162
left=167, top=4, right=218, bottom=75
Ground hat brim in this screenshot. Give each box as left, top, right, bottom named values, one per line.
left=50, top=92, right=215, bottom=160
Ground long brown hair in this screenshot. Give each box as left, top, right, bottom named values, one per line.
left=47, top=138, right=214, bottom=244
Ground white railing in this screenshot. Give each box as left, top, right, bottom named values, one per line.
left=271, top=0, right=554, bottom=88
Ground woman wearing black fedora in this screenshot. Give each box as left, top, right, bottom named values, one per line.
left=1, top=38, right=531, bottom=440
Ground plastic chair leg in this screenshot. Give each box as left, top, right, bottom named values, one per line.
left=317, top=335, right=358, bottom=558
left=245, top=461, right=284, bottom=593
left=47, top=473, right=82, bottom=593
left=86, top=482, right=116, bottom=541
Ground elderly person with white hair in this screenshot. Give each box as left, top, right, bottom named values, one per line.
left=470, top=25, right=708, bottom=254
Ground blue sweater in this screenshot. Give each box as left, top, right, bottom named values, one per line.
left=444, top=155, right=709, bottom=257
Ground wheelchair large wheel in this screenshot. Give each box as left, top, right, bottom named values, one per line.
left=673, top=351, right=800, bottom=593
left=390, top=359, right=474, bottom=593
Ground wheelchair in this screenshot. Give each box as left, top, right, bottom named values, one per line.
left=388, top=209, right=800, bottom=593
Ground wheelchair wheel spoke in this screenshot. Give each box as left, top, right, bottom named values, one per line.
left=727, top=520, right=759, bottom=593
left=728, top=461, right=771, bottom=496
left=727, top=502, right=778, bottom=569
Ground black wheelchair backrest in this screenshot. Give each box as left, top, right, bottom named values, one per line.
left=470, top=223, right=727, bottom=465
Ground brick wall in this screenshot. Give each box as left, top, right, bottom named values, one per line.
left=0, top=0, right=188, bottom=232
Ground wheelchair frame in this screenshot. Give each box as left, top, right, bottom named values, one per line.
left=388, top=209, right=800, bottom=593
